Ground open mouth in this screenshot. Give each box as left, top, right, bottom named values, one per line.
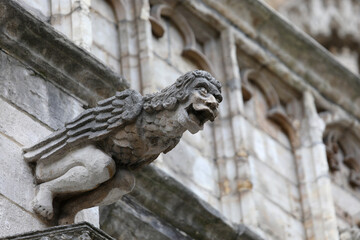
left=186, top=104, right=216, bottom=126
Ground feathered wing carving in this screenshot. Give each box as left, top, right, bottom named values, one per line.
left=23, top=89, right=144, bottom=163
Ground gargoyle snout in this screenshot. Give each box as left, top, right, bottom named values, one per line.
left=206, top=95, right=219, bottom=110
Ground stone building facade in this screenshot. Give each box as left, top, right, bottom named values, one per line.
left=0, top=0, right=360, bottom=239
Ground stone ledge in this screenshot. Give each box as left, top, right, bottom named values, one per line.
left=1, top=222, right=114, bottom=240
left=0, top=0, right=129, bottom=107
left=101, top=166, right=263, bottom=240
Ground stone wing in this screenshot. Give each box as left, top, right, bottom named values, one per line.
left=23, top=89, right=143, bottom=162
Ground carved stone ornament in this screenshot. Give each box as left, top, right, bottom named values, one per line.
left=23, top=70, right=222, bottom=225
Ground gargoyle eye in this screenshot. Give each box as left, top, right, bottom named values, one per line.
left=198, top=87, right=208, bottom=96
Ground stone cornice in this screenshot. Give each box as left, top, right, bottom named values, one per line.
left=105, top=166, right=263, bottom=240
left=0, top=0, right=129, bottom=107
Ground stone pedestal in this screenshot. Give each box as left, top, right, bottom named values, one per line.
left=1, top=222, right=114, bottom=240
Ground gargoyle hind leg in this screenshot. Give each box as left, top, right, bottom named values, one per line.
left=33, top=145, right=116, bottom=220
left=58, top=169, right=135, bottom=225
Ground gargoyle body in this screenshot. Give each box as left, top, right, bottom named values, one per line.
left=23, top=70, right=222, bottom=224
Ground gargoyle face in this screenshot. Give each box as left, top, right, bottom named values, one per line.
left=178, top=77, right=222, bottom=134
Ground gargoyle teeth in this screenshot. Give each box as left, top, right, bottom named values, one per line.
left=186, top=104, right=215, bottom=126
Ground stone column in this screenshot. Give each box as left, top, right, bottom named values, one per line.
left=216, top=28, right=257, bottom=226
left=295, top=91, right=339, bottom=240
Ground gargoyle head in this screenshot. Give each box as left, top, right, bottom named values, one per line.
left=143, top=70, right=222, bottom=133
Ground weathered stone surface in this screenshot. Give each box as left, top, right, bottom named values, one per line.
left=75, top=207, right=100, bottom=228
left=203, top=0, right=360, bottom=119
left=332, top=184, right=360, bottom=224
left=0, top=51, right=84, bottom=130
left=101, top=198, right=192, bottom=240
left=253, top=191, right=305, bottom=240
left=0, top=99, right=51, bottom=146
left=0, top=134, right=37, bottom=213
left=249, top=156, right=302, bottom=220
left=160, top=139, right=219, bottom=194
left=1, top=222, right=114, bottom=240
left=101, top=165, right=263, bottom=240
left=23, top=70, right=222, bottom=225
left=0, top=195, right=47, bottom=238
left=0, top=0, right=129, bottom=107
left=91, top=9, right=120, bottom=59
left=246, top=124, right=297, bottom=183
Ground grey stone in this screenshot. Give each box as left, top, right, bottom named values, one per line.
left=23, top=70, right=222, bottom=225
left=101, top=165, right=263, bottom=240
left=1, top=222, right=114, bottom=240
left=0, top=0, right=128, bottom=107
left=0, top=50, right=83, bottom=130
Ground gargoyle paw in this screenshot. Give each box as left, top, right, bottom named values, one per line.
left=33, top=186, right=54, bottom=220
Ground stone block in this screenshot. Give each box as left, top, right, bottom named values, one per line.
left=0, top=195, right=47, bottom=238
left=51, top=0, right=72, bottom=15
left=221, top=119, right=236, bottom=158
left=91, top=11, right=120, bottom=59
left=296, top=144, right=329, bottom=183
left=91, top=43, right=108, bottom=65
left=220, top=195, right=242, bottom=223
left=182, top=123, right=215, bottom=159
left=147, top=57, right=181, bottom=91
left=248, top=126, right=297, bottom=183
left=20, top=0, right=51, bottom=18
left=165, top=21, right=198, bottom=73
left=152, top=32, right=169, bottom=60
left=0, top=99, right=51, bottom=146
left=230, top=114, right=246, bottom=153
left=249, top=157, right=302, bottom=220
left=90, top=45, right=121, bottom=74
left=253, top=191, right=305, bottom=240
left=75, top=207, right=100, bottom=228
left=106, top=55, right=121, bottom=74
left=332, top=183, right=360, bottom=221
left=161, top=140, right=219, bottom=194
left=0, top=134, right=37, bottom=212
left=71, top=4, right=92, bottom=50
left=265, top=135, right=297, bottom=183
left=91, top=0, right=117, bottom=23
left=51, top=14, right=73, bottom=40
left=239, top=190, right=258, bottom=226
left=0, top=51, right=84, bottom=130
left=250, top=128, right=267, bottom=163
left=3, top=222, right=113, bottom=239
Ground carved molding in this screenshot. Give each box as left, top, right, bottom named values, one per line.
left=323, top=122, right=360, bottom=187
left=240, top=68, right=253, bottom=102
left=149, top=3, right=214, bottom=73
left=242, top=70, right=299, bottom=147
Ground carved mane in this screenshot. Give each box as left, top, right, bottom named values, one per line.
left=143, top=70, right=222, bottom=113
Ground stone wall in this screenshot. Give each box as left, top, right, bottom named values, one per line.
left=264, top=0, right=360, bottom=233
left=2, top=0, right=360, bottom=239
left=0, top=50, right=87, bottom=237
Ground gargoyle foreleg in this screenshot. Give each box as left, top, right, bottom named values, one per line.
left=33, top=145, right=116, bottom=220
left=58, top=169, right=135, bottom=225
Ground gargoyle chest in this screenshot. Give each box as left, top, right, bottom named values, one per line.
left=105, top=123, right=179, bottom=167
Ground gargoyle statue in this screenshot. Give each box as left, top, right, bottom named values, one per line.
left=23, top=70, right=222, bottom=224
